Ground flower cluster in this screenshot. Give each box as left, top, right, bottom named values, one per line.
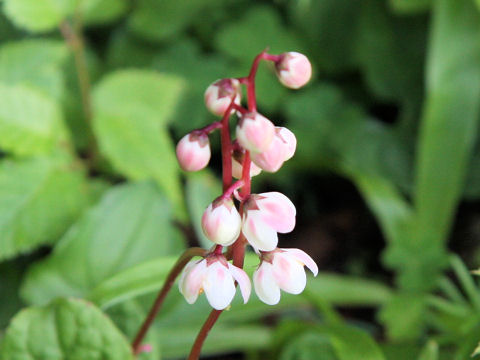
left=176, top=51, right=317, bottom=310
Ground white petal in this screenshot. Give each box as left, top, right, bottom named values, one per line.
left=272, top=252, right=307, bottom=295
left=242, top=211, right=278, bottom=251
left=257, top=192, right=296, bottom=233
left=180, top=259, right=207, bottom=304
left=282, top=248, right=318, bottom=276
left=203, top=262, right=236, bottom=310
left=228, top=263, right=251, bottom=303
left=253, top=262, right=281, bottom=305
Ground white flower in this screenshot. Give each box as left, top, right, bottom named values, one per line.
left=236, top=112, right=275, bottom=153
left=242, top=192, right=296, bottom=251
left=253, top=249, right=318, bottom=305
left=179, top=256, right=251, bottom=310
left=176, top=132, right=211, bottom=172
left=202, top=197, right=241, bottom=246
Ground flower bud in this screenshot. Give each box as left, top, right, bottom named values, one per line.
left=202, top=197, right=241, bottom=246
left=176, top=132, right=211, bottom=172
left=275, top=52, right=312, bottom=89
left=251, top=127, right=297, bottom=172
left=204, top=78, right=241, bottom=116
left=236, top=112, right=275, bottom=153
left=232, top=149, right=262, bottom=179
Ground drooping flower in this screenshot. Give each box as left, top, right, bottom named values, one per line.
left=251, top=127, right=297, bottom=172
left=176, top=132, right=211, bottom=171
left=253, top=248, right=318, bottom=305
left=232, top=148, right=262, bottom=179
left=204, top=78, right=242, bottom=116
left=236, top=112, right=275, bottom=154
left=275, top=52, right=312, bottom=89
left=179, top=255, right=251, bottom=310
left=242, top=192, right=296, bottom=251
left=202, top=197, right=241, bottom=246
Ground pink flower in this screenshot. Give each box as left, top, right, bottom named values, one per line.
left=176, top=132, right=211, bottom=171
left=204, top=78, right=241, bottom=116
left=275, top=52, right=312, bottom=89
left=236, top=112, right=275, bottom=153
left=242, top=192, right=296, bottom=251
left=251, top=127, right=297, bottom=172
left=202, top=197, right=241, bottom=246
left=232, top=149, right=262, bottom=179
left=179, top=255, right=251, bottom=310
left=253, top=249, right=318, bottom=305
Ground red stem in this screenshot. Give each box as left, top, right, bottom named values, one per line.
left=187, top=310, right=223, bottom=360
left=222, top=180, right=245, bottom=200
left=221, top=98, right=236, bottom=192
left=131, top=247, right=207, bottom=355
left=198, top=121, right=222, bottom=134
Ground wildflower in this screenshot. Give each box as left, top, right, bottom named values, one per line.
left=232, top=148, right=262, bottom=179
left=251, top=127, right=297, bottom=172
left=275, top=52, right=312, bottom=89
left=202, top=197, right=241, bottom=246
left=236, top=112, right=275, bottom=153
left=253, top=248, right=318, bottom=305
left=204, top=78, right=241, bottom=116
left=176, top=132, right=211, bottom=171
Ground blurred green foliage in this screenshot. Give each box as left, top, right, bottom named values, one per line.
left=1, top=0, right=480, bottom=359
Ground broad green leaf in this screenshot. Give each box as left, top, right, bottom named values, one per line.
left=152, top=39, right=234, bottom=134
left=389, top=0, right=431, bottom=13
left=21, top=181, right=185, bottom=306
left=2, top=0, right=75, bottom=32
left=0, top=84, right=70, bottom=156
left=354, top=0, right=427, bottom=102
left=0, top=298, right=132, bottom=360
left=409, top=0, right=480, bottom=289
left=129, top=0, right=218, bottom=42
left=0, top=39, right=68, bottom=99
left=215, top=5, right=303, bottom=64
left=287, top=0, right=361, bottom=73
left=92, top=70, right=185, bottom=211
left=82, top=0, right=128, bottom=25
left=280, top=332, right=336, bottom=360
left=305, top=272, right=392, bottom=307
left=185, top=172, right=222, bottom=249
left=0, top=156, right=88, bottom=261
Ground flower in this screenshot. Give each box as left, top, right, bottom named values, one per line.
left=204, top=78, right=241, bottom=116
left=179, top=255, right=251, bottom=310
left=253, top=248, right=318, bottom=305
left=176, top=132, right=211, bottom=171
left=251, top=127, right=297, bottom=172
left=232, top=148, right=262, bottom=179
left=202, top=197, right=242, bottom=246
left=275, top=52, right=312, bottom=89
left=236, top=112, right=275, bottom=153
left=242, top=192, right=296, bottom=251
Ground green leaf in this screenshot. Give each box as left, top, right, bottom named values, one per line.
left=21, top=181, right=185, bottom=306
left=408, top=0, right=480, bottom=289
left=0, top=156, right=88, bottom=261
left=82, top=0, right=128, bottom=25
left=92, top=70, right=185, bottom=211
left=389, top=0, right=431, bottom=13
left=0, top=84, right=71, bottom=156
left=185, top=171, right=222, bottom=249
left=215, top=5, right=303, bottom=64
left=129, top=0, right=218, bottom=42
left=2, top=0, right=75, bottom=32
left=0, top=298, right=132, bottom=360
left=305, top=272, right=392, bottom=307
left=418, top=340, right=439, bottom=360
left=0, top=39, right=68, bottom=99
left=280, top=332, right=336, bottom=360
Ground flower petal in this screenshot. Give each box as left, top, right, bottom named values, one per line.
left=228, top=263, right=251, bottom=303
left=258, top=192, right=296, bottom=233
left=253, top=262, right=281, bottom=305
left=203, top=262, right=236, bottom=310
left=242, top=211, right=278, bottom=251
left=179, top=259, right=207, bottom=304
left=272, top=252, right=306, bottom=295
left=282, top=248, right=318, bottom=276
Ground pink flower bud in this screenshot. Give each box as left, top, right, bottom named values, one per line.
left=232, top=149, right=262, bottom=179
left=251, top=127, right=297, bottom=172
left=242, top=192, right=296, bottom=251
left=275, top=52, right=312, bottom=89
left=253, top=248, right=317, bottom=305
left=236, top=112, right=275, bottom=153
left=179, top=255, right=251, bottom=310
left=201, top=197, right=241, bottom=246
left=204, top=78, right=241, bottom=116
left=176, top=132, right=211, bottom=172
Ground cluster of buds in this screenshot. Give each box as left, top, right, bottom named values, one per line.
left=176, top=51, right=317, bottom=310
